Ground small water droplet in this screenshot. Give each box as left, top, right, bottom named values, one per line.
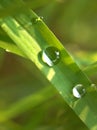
left=42, top=46, right=61, bottom=67
left=90, top=83, right=97, bottom=91
left=59, top=91, right=62, bottom=95
left=91, top=84, right=96, bottom=88
left=32, top=16, right=43, bottom=24
left=72, top=84, right=86, bottom=98
left=5, top=49, right=10, bottom=52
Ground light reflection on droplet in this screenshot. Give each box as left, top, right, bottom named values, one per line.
left=72, top=84, right=86, bottom=98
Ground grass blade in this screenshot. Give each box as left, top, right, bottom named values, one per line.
left=0, top=0, right=53, bottom=18
left=0, top=1, right=97, bottom=129
left=0, top=40, right=25, bottom=57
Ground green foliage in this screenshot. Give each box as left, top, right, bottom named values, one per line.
left=0, top=0, right=97, bottom=130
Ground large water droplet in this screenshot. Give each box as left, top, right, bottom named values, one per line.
left=72, top=84, right=86, bottom=98
left=42, top=46, right=61, bottom=67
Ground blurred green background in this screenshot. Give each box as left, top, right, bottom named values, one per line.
left=0, top=0, right=97, bottom=129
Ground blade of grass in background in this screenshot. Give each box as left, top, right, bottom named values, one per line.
left=0, top=40, right=25, bottom=57
left=84, top=62, right=97, bottom=77
left=0, top=0, right=53, bottom=18
left=0, top=120, right=22, bottom=130
left=0, top=0, right=97, bottom=129
left=0, top=86, right=56, bottom=122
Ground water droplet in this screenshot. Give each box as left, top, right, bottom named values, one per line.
left=42, top=46, right=61, bottom=67
left=72, top=84, right=86, bottom=98
left=5, top=49, right=10, bottom=52
left=91, top=84, right=96, bottom=88
left=59, top=91, right=62, bottom=95
left=32, top=16, right=43, bottom=24
left=90, top=83, right=97, bottom=91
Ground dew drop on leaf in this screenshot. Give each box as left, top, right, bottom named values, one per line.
left=32, top=16, right=43, bottom=24
left=72, top=84, right=86, bottom=98
left=5, top=49, right=10, bottom=52
left=42, top=46, right=61, bottom=67
left=91, top=84, right=97, bottom=88
left=90, top=83, right=97, bottom=91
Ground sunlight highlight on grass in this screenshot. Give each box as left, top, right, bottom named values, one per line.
left=47, top=68, right=55, bottom=80
left=79, top=106, right=89, bottom=121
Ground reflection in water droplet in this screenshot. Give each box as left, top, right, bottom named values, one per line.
left=32, top=16, right=43, bottom=24
left=72, top=84, right=86, bottom=98
left=42, top=46, right=61, bottom=67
